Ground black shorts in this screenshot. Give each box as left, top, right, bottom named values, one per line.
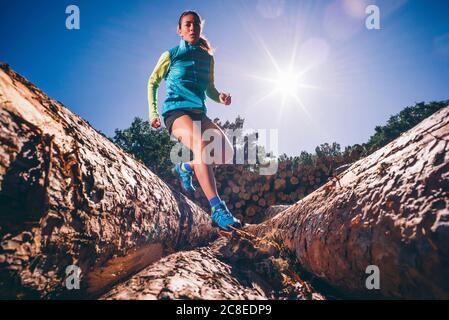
left=163, top=109, right=213, bottom=135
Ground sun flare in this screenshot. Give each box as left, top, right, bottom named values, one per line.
left=275, top=70, right=302, bottom=99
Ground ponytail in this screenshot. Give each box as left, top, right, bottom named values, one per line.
left=198, top=36, right=214, bottom=55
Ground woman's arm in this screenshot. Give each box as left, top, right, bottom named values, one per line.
left=205, top=56, right=222, bottom=103
left=148, top=51, right=170, bottom=121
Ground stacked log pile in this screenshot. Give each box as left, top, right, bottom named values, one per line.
left=169, top=155, right=363, bottom=224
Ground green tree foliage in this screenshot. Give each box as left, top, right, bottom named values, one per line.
left=271, top=100, right=448, bottom=181
left=363, top=100, right=448, bottom=154
left=298, top=151, right=314, bottom=166
left=212, top=115, right=245, bottom=130
left=291, top=101, right=448, bottom=167
left=315, top=142, right=341, bottom=158
left=112, top=117, right=176, bottom=181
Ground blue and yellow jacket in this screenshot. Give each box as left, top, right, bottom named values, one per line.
left=148, top=39, right=223, bottom=121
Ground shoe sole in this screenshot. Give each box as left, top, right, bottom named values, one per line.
left=211, top=220, right=242, bottom=231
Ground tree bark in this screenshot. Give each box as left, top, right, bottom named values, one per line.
left=0, top=64, right=217, bottom=299
left=247, top=105, right=449, bottom=298
left=258, top=205, right=291, bottom=223
left=100, top=235, right=326, bottom=300
left=100, top=238, right=269, bottom=300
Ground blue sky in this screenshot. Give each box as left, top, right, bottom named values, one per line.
left=1, top=0, right=448, bottom=156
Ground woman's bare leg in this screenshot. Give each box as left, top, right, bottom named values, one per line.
left=172, top=115, right=241, bottom=229
left=200, top=118, right=234, bottom=194
left=171, top=115, right=218, bottom=200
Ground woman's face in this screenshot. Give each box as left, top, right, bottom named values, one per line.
left=178, top=14, right=201, bottom=45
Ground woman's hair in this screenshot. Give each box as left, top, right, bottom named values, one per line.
left=178, top=10, right=214, bottom=55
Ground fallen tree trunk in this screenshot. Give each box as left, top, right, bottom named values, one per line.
left=100, top=238, right=270, bottom=300
left=247, top=105, right=449, bottom=298
left=0, top=64, right=217, bottom=299
left=101, top=235, right=326, bottom=300
left=258, top=205, right=291, bottom=223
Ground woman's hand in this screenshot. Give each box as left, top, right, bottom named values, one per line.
left=219, top=92, right=232, bottom=105
left=151, top=117, right=161, bottom=129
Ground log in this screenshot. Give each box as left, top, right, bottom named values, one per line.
left=224, top=186, right=231, bottom=196
left=247, top=105, right=449, bottom=298
left=100, top=238, right=268, bottom=300
left=0, top=64, right=217, bottom=299
left=100, top=235, right=326, bottom=300
left=290, top=176, right=299, bottom=185
left=245, top=206, right=257, bottom=217
left=257, top=205, right=291, bottom=223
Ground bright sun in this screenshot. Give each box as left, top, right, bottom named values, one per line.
left=246, top=39, right=323, bottom=123
left=248, top=64, right=318, bottom=123
left=275, top=71, right=302, bottom=99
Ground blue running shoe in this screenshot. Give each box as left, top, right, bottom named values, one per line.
left=173, top=163, right=195, bottom=193
left=211, top=201, right=242, bottom=231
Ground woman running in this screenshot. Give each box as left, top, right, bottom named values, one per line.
left=148, top=10, right=241, bottom=231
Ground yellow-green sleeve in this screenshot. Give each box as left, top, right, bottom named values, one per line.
left=148, top=51, right=170, bottom=121
left=206, top=56, right=223, bottom=104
